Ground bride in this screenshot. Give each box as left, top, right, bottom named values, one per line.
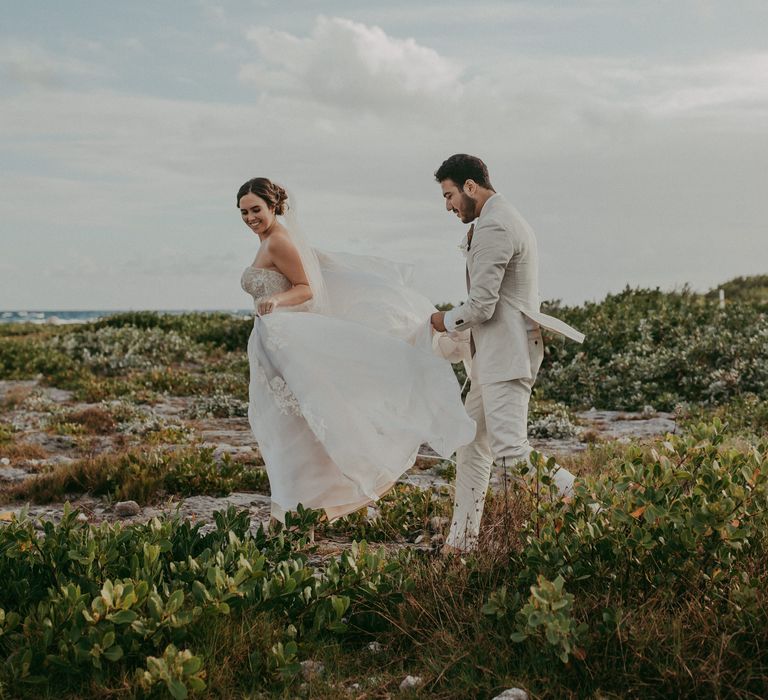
left=237, top=177, right=476, bottom=521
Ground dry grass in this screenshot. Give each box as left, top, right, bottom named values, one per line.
left=65, top=406, right=117, bottom=434
left=1, top=445, right=269, bottom=506
left=0, top=441, right=49, bottom=461
left=556, top=440, right=653, bottom=479
left=0, top=383, right=36, bottom=410
left=579, top=428, right=601, bottom=445
left=195, top=612, right=282, bottom=695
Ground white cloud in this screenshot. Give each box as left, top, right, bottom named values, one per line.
left=642, top=52, right=768, bottom=118
left=241, top=16, right=463, bottom=111
left=234, top=17, right=767, bottom=161
left=0, top=39, right=106, bottom=87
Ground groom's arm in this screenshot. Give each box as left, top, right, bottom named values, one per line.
left=442, top=221, right=513, bottom=332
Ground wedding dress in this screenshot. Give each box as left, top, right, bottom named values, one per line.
left=241, top=250, right=476, bottom=521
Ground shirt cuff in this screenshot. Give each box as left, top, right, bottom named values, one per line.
left=443, top=307, right=460, bottom=332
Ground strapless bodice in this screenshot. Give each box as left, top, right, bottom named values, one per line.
left=241, top=266, right=292, bottom=306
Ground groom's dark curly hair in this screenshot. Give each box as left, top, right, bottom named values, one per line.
left=434, top=154, right=494, bottom=190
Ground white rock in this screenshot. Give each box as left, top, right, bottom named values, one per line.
left=0, top=457, right=10, bottom=465
left=492, top=689, right=529, bottom=700
left=366, top=641, right=384, bottom=654
left=76, top=513, right=89, bottom=523
left=213, top=445, right=236, bottom=461
left=399, top=675, right=423, bottom=691
left=114, top=500, right=141, bottom=517
left=0, top=466, right=31, bottom=482
left=300, top=659, right=324, bottom=681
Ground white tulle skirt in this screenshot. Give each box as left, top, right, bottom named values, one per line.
left=246, top=251, right=476, bottom=521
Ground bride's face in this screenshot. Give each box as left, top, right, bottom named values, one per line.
left=239, top=193, right=275, bottom=235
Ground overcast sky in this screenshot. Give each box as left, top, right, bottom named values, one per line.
left=1, top=1, right=766, bottom=311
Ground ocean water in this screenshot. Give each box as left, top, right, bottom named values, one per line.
left=0, top=310, right=252, bottom=325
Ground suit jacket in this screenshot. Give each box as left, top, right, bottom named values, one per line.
left=444, top=194, right=584, bottom=384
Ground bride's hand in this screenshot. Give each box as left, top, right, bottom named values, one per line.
left=258, top=297, right=280, bottom=316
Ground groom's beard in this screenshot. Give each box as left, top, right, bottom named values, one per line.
left=458, top=192, right=477, bottom=223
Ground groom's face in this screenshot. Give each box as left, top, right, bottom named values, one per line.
left=440, top=179, right=477, bottom=224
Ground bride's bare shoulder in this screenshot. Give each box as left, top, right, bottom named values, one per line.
left=267, top=227, right=298, bottom=252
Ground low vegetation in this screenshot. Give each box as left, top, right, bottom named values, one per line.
left=0, top=421, right=766, bottom=697
left=4, top=278, right=766, bottom=415
left=0, top=313, right=250, bottom=403
left=1, top=275, right=766, bottom=697
left=1, top=447, right=268, bottom=506
left=540, top=280, right=768, bottom=411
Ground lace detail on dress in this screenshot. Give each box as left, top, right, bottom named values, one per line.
left=251, top=358, right=301, bottom=416
left=241, top=266, right=292, bottom=308
left=268, top=376, right=302, bottom=417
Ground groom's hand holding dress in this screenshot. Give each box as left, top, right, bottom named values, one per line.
left=430, top=311, right=447, bottom=332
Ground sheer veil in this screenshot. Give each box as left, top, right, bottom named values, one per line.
left=279, top=186, right=330, bottom=314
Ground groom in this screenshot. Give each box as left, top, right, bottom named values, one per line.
left=430, top=154, right=585, bottom=553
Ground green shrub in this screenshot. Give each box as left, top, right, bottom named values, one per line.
left=512, top=575, right=586, bottom=663
left=185, top=392, right=249, bottom=419
left=49, top=326, right=204, bottom=376
left=539, top=286, right=768, bottom=410
left=0, top=422, right=16, bottom=444
left=326, top=483, right=450, bottom=542
left=479, top=421, right=768, bottom=671
left=680, top=393, right=768, bottom=437
left=0, top=323, right=56, bottom=338
left=0, top=506, right=412, bottom=697
left=92, top=312, right=253, bottom=353
left=0, top=337, right=83, bottom=385
left=528, top=400, right=579, bottom=439
left=705, top=275, right=768, bottom=305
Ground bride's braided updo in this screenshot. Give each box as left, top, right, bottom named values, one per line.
left=236, top=177, right=289, bottom=215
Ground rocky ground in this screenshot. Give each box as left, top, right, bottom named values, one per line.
left=0, top=379, right=676, bottom=539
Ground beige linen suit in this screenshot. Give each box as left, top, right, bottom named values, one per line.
left=443, top=193, right=584, bottom=551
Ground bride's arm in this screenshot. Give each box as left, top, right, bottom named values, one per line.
left=259, top=235, right=313, bottom=314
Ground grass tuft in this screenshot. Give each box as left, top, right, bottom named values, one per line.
left=1, top=446, right=269, bottom=505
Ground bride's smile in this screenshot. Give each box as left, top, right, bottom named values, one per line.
left=239, top=192, right=277, bottom=237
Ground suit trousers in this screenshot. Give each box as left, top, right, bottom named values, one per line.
left=445, top=329, right=576, bottom=551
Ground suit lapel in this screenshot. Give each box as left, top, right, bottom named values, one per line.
left=464, top=223, right=476, bottom=357
left=464, top=223, right=475, bottom=292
